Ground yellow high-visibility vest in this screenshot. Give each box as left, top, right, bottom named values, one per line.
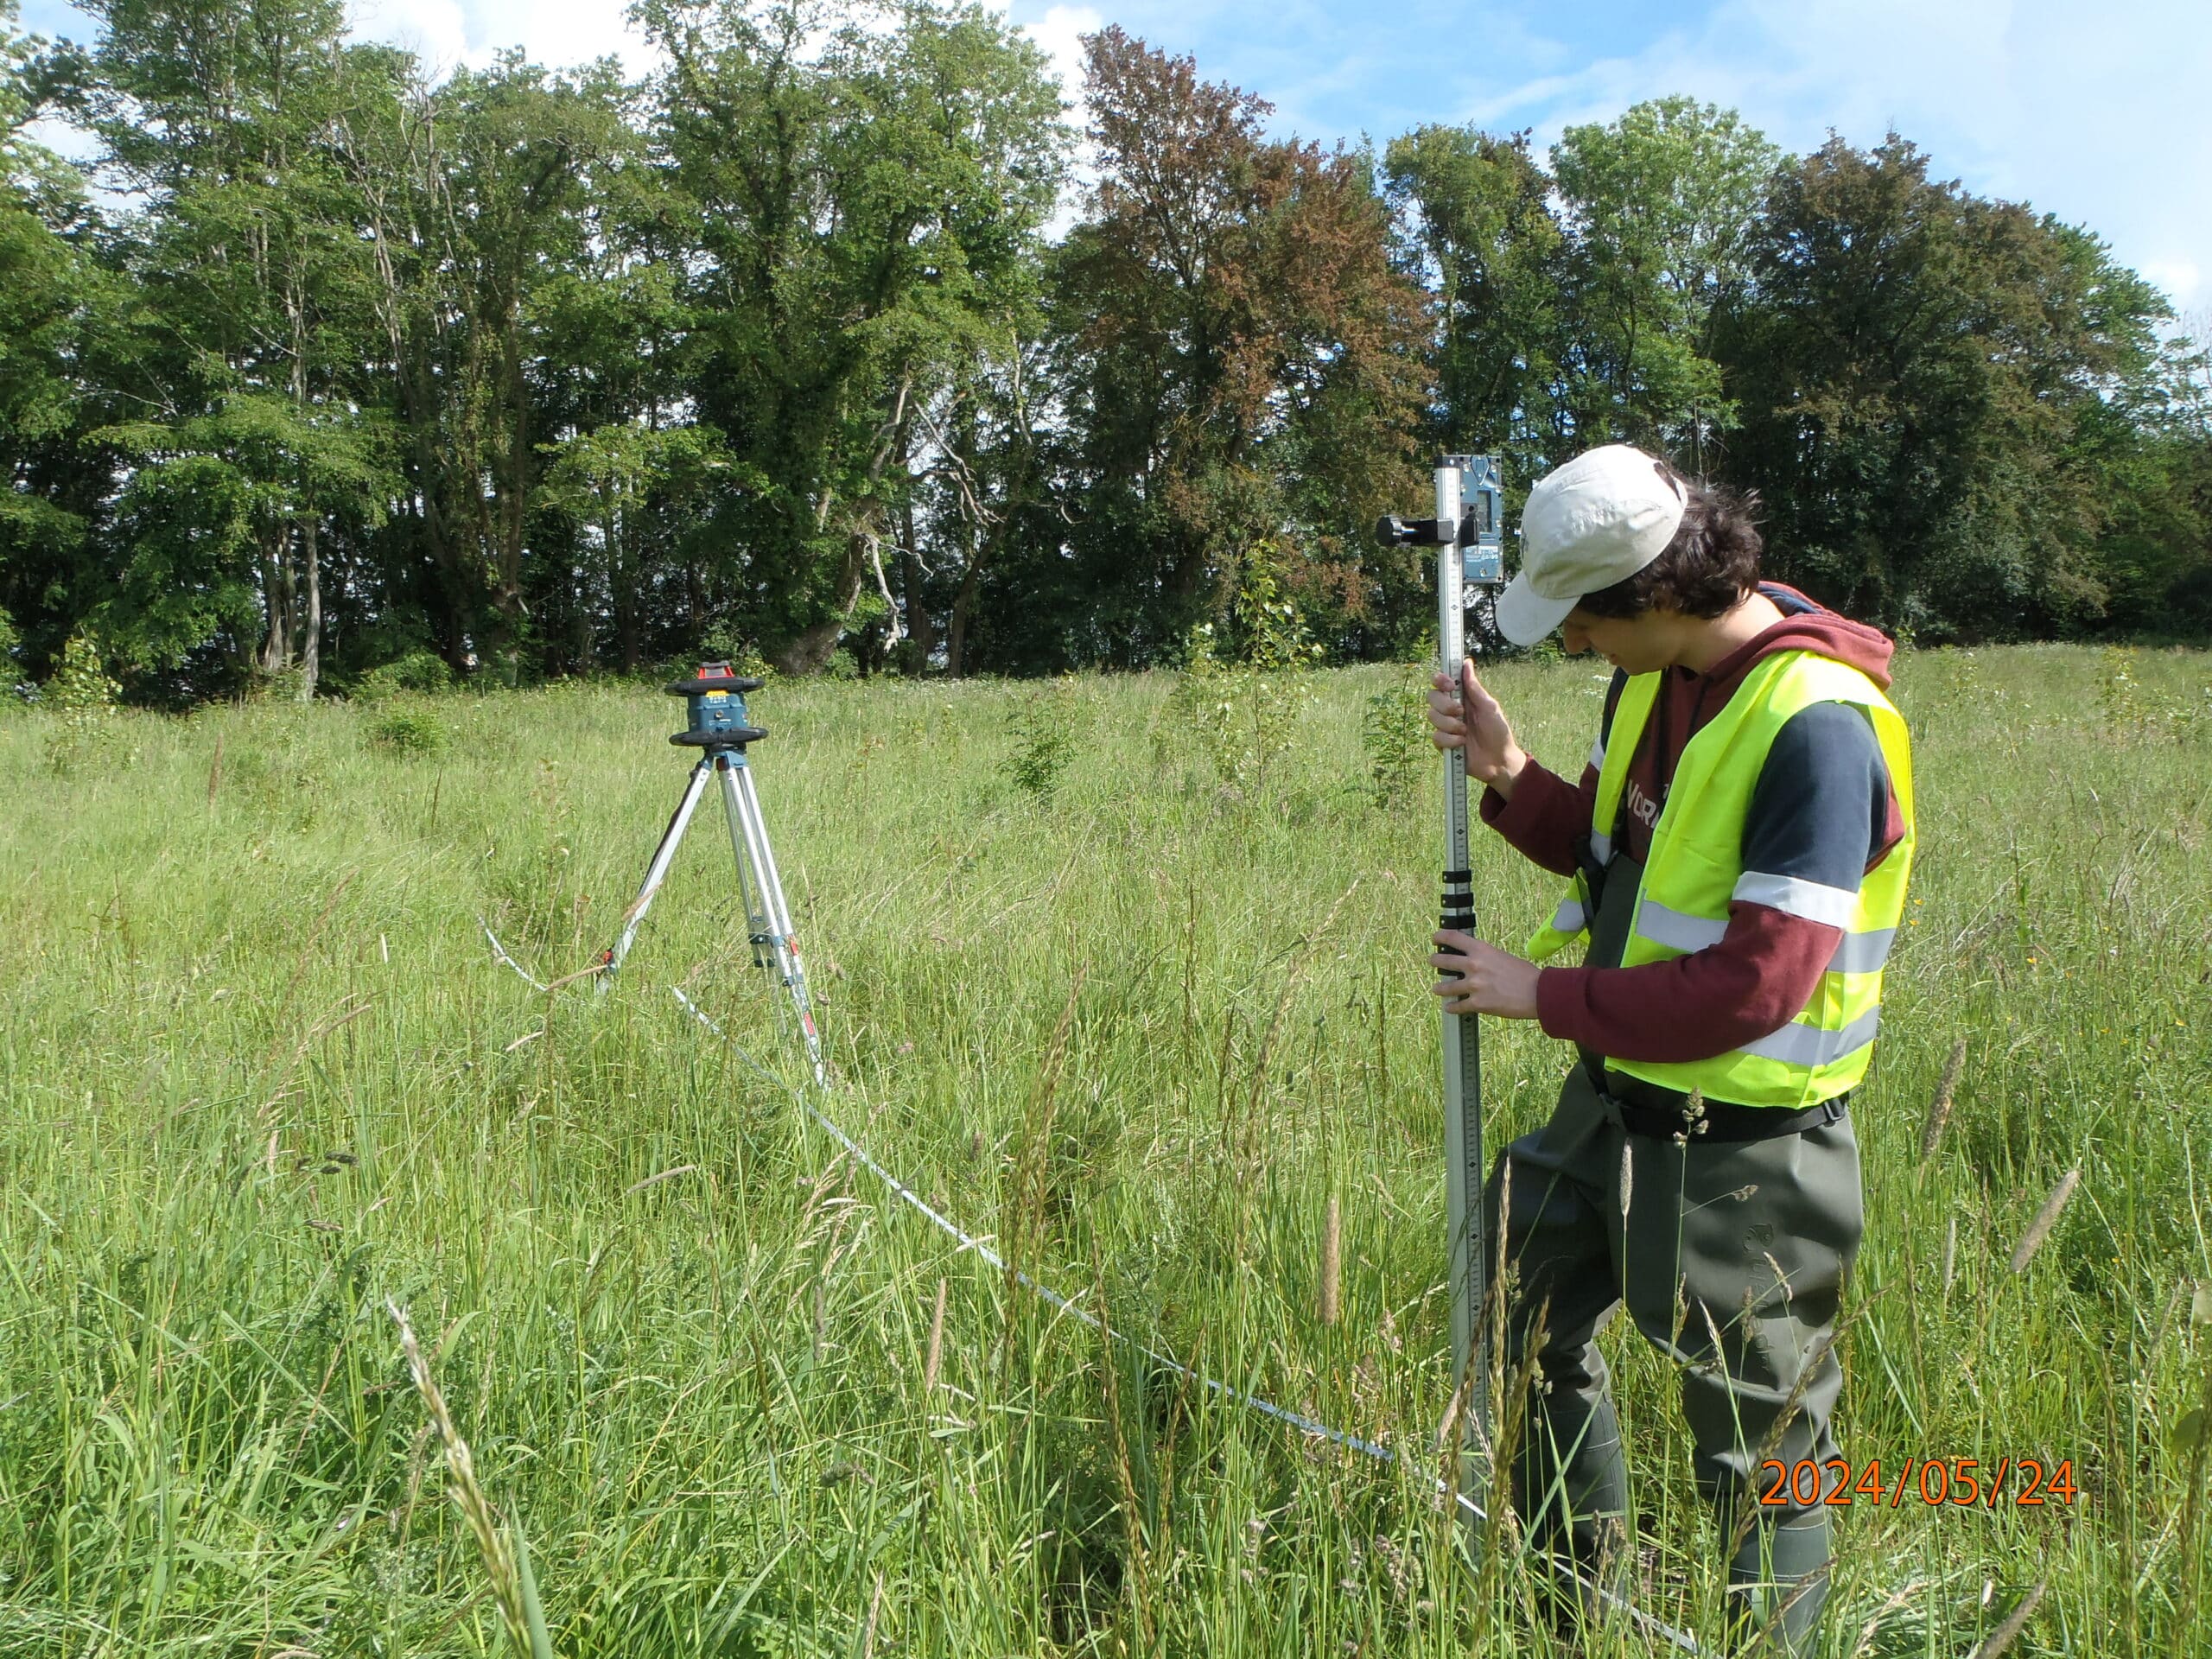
left=1526, top=650, right=1916, bottom=1109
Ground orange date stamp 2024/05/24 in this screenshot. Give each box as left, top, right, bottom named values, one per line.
left=1758, top=1457, right=2081, bottom=1510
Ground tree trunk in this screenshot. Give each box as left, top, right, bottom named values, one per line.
left=901, top=545, right=936, bottom=671
left=573, top=555, right=597, bottom=675
left=947, top=557, right=980, bottom=677
left=770, top=616, right=846, bottom=676
left=259, top=529, right=293, bottom=677
left=485, top=292, right=533, bottom=679
left=613, top=507, right=641, bottom=674
left=298, top=519, right=321, bottom=701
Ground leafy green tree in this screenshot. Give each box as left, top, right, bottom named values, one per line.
left=2, top=0, right=2205, bottom=697
left=635, top=0, right=1065, bottom=672
left=79, top=0, right=390, bottom=696
left=90, top=395, right=393, bottom=678
left=1716, top=135, right=2174, bottom=638
left=0, top=1, right=125, bottom=679
left=537, top=423, right=734, bottom=672
left=523, top=198, right=699, bottom=676
left=332, top=51, right=641, bottom=682
left=901, top=342, right=1058, bottom=678
left=1551, top=96, right=1779, bottom=467
left=1383, top=124, right=1567, bottom=495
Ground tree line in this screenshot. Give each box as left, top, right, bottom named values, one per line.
left=0, top=0, right=2204, bottom=702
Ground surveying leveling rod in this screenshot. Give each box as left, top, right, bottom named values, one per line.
left=1378, top=455, right=1505, bottom=1498
left=596, top=664, right=825, bottom=1085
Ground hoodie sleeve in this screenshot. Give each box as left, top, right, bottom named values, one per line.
left=1476, top=671, right=1624, bottom=879
left=1478, top=760, right=1594, bottom=878
left=1534, top=701, right=1902, bottom=1065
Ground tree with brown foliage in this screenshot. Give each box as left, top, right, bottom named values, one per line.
left=1025, top=27, right=1429, bottom=668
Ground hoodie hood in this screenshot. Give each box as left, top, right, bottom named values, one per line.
left=1700, top=582, right=1896, bottom=691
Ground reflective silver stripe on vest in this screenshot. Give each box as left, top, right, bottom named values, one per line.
left=1638, top=899, right=1895, bottom=973
left=1589, top=830, right=1613, bottom=867
left=1549, top=896, right=1587, bottom=934
left=1587, top=740, right=1606, bottom=774
left=1732, top=871, right=1857, bottom=928
left=1637, top=899, right=1727, bottom=954
left=1739, top=1007, right=1880, bottom=1068
left=1829, top=927, right=1896, bottom=975
left=1732, top=872, right=1895, bottom=972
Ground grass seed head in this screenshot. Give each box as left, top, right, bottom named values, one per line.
left=1970, top=1578, right=2046, bottom=1658
left=1319, top=1192, right=1342, bottom=1326
left=923, top=1277, right=947, bottom=1395
left=388, top=1300, right=548, bottom=1658
left=1921, top=1037, right=1968, bottom=1161
left=2009, top=1169, right=2082, bottom=1273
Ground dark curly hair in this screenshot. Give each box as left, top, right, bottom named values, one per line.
left=1575, top=465, right=1764, bottom=620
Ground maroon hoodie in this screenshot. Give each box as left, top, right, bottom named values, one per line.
left=1481, top=584, right=1908, bottom=1065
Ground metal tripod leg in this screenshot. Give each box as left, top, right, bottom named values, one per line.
left=714, top=753, right=825, bottom=1084
left=598, top=759, right=716, bottom=992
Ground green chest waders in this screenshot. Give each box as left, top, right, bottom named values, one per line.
left=1493, top=842, right=1858, bottom=1655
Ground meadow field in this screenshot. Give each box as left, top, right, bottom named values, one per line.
left=2, top=645, right=2208, bottom=1657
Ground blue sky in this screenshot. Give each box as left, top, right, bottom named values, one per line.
left=19, top=0, right=2212, bottom=312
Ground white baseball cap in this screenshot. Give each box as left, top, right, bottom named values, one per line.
left=1495, top=445, right=1688, bottom=646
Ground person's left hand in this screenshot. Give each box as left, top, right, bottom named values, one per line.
left=1429, top=929, right=1541, bottom=1020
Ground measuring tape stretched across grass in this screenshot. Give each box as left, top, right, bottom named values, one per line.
left=664, top=984, right=1702, bottom=1655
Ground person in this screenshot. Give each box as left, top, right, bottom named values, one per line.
left=1423, top=443, right=1915, bottom=1656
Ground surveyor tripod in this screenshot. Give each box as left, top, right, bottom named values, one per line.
left=597, top=664, right=825, bottom=1085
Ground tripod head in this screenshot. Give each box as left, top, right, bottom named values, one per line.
left=667, top=662, right=768, bottom=751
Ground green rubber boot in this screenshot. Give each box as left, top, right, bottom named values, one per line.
left=1725, top=1510, right=1831, bottom=1656
left=1518, top=1395, right=1634, bottom=1642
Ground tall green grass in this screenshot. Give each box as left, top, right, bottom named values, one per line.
left=1, top=645, right=2207, bottom=1656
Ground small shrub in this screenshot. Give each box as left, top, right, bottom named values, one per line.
left=43, top=632, right=118, bottom=714
left=367, top=707, right=451, bottom=757
left=42, top=632, right=122, bottom=774
left=353, top=651, right=454, bottom=703
left=697, top=626, right=779, bottom=685
left=1003, top=682, right=1084, bottom=799
left=1362, top=675, right=1431, bottom=809
left=1160, top=622, right=1316, bottom=794
left=2097, top=646, right=2205, bottom=742
left=244, top=664, right=310, bottom=703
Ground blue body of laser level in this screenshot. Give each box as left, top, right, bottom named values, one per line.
left=667, top=664, right=768, bottom=753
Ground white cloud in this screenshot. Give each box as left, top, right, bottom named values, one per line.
left=2142, top=260, right=2202, bottom=308
left=343, top=0, right=1099, bottom=121
left=346, top=0, right=658, bottom=77
left=22, top=112, right=99, bottom=163
left=999, top=0, right=1100, bottom=235
left=346, top=0, right=472, bottom=75
left=1027, top=1, right=1102, bottom=122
